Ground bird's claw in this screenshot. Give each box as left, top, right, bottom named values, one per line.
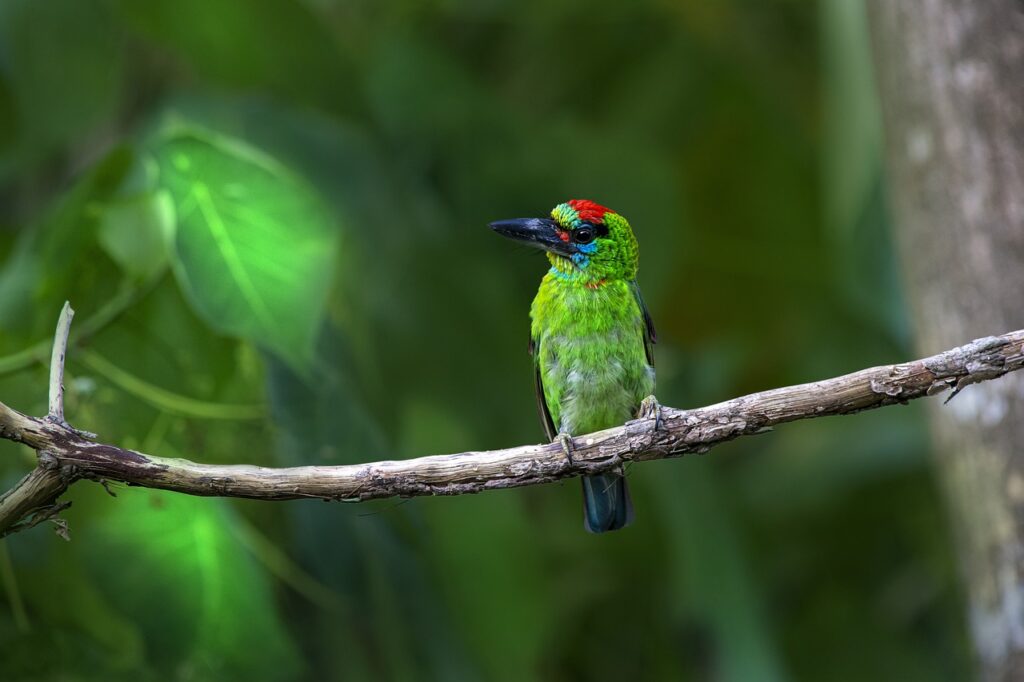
left=555, top=432, right=575, bottom=467
left=638, top=395, right=663, bottom=432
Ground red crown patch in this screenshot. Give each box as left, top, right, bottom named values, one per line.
left=568, top=199, right=613, bottom=224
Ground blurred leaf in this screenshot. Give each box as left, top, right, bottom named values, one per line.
left=152, top=130, right=337, bottom=373
left=96, top=191, right=174, bottom=282
left=86, top=491, right=303, bottom=680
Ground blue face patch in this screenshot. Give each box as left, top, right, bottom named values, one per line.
left=571, top=253, right=590, bottom=268
left=569, top=240, right=597, bottom=268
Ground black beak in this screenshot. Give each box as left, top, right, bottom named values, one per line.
left=489, top=217, right=574, bottom=257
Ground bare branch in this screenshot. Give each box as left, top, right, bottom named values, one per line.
left=0, top=328, right=1021, bottom=537
left=0, top=402, right=38, bottom=446
left=0, top=302, right=81, bottom=538
left=47, top=302, right=74, bottom=424
left=0, top=458, right=75, bottom=538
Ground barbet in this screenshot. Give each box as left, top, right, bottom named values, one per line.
left=490, top=199, right=656, bottom=533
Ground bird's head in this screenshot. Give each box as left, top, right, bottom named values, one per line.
left=489, top=199, right=639, bottom=283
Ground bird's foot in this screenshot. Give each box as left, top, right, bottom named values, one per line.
left=638, top=394, right=663, bottom=431
left=555, top=432, right=575, bottom=467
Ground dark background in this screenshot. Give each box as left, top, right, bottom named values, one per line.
left=0, top=1, right=970, bottom=680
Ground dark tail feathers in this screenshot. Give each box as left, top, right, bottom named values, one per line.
left=581, top=472, right=634, bottom=533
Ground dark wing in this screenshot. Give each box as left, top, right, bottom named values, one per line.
left=630, top=280, right=657, bottom=367
left=529, top=334, right=558, bottom=440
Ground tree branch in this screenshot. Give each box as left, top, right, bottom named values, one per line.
left=0, top=303, right=80, bottom=537
left=0, top=461, right=74, bottom=539
left=47, top=302, right=73, bottom=425
left=1, top=314, right=1022, bottom=537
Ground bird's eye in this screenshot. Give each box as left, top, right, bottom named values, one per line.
left=573, top=226, right=595, bottom=244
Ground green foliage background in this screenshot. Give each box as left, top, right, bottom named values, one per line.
left=0, top=1, right=970, bottom=680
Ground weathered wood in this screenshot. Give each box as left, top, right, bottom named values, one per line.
left=0, top=328, right=1022, bottom=537
left=46, top=303, right=73, bottom=425
left=0, top=459, right=74, bottom=539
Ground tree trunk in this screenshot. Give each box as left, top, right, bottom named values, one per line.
left=867, top=2, right=1024, bottom=678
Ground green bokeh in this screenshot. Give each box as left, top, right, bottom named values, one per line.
left=0, top=1, right=969, bottom=680
left=153, top=130, right=338, bottom=373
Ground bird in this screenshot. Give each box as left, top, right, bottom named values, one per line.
left=490, top=199, right=657, bottom=533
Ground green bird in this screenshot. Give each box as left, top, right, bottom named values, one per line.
left=490, top=199, right=656, bottom=533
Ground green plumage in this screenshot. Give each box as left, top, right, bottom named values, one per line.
left=525, top=204, right=655, bottom=533
left=530, top=276, right=654, bottom=439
